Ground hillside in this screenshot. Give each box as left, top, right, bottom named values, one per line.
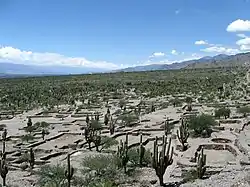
left=185, top=52, right=250, bottom=69
left=118, top=53, right=250, bottom=72
left=118, top=54, right=230, bottom=72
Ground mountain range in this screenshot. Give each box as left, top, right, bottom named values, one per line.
left=0, top=62, right=106, bottom=77
left=0, top=52, right=250, bottom=77
left=117, top=54, right=246, bottom=72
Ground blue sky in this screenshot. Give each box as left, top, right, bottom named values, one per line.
left=0, top=0, right=250, bottom=69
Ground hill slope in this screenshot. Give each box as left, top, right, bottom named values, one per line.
left=118, top=54, right=231, bottom=72
left=185, top=52, right=250, bottom=69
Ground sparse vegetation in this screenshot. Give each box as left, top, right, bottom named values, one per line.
left=214, top=107, right=231, bottom=119
left=188, top=114, right=216, bottom=138
left=237, top=106, right=250, bottom=117
left=0, top=67, right=249, bottom=186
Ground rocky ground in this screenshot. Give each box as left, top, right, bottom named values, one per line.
left=1, top=96, right=250, bottom=187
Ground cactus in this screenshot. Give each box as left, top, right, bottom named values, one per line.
left=197, top=148, right=206, bottom=179
left=151, top=105, right=155, bottom=112
left=2, top=130, right=7, bottom=158
left=0, top=159, right=8, bottom=187
left=84, top=126, right=92, bottom=150
left=107, top=108, right=110, bottom=115
left=84, top=118, right=102, bottom=151
left=109, top=116, right=115, bottom=135
left=94, top=113, right=100, bottom=121
left=138, top=133, right=145, bottom=167
left=152, top=136, right=173, bottom=186
left=93, top=133, right=102, bottom=152
left=29, top=148, right=35, bottom=169
left=104, top=113, right=109, bottom=126
left=177, top=119, right=189, bottom=151
left=164, top=119, right=169, bottom=136
left=86, top=114, right=90, bottom=125
left=65, top=154, right=74, bottom=187
left=41, top=129, right=46, bottom=140
left=27, top=117, right=32, bottom=127
left=117, top=133, right=129, bottom=173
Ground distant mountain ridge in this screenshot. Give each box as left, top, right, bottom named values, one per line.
left=117, top=54, right=231, bottom=72
left=0, top=62, right=107, bottom=77
left=0, top=52, right=250, bottom=78
left=185, top=52, right=250, bottom=69
left=118, top=53, right=250, bottom=72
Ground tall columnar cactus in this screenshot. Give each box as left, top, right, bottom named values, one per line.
left=138, top=133, right=145, bottom=167
left=177, top=119, right=189, bottom=151
left=2, top=129, right=7, bottom=158
left=197, top=148, right=206, bottom=179
left=117, top=133, right=129, bottom=173
left=86, top=114, right=90, bottom=125
left=109, top=116, right=115, bottom=135
left=65, top=154, right=74, bottom=187
left=104, top=113, right=109, bottom=126
left=29, top=148, right=35, bottom=169
left=164, top=119, right=169, bottom=136
left=152, top=136, right=174, bottom=186
left=0, top=159, right=8, bottom=187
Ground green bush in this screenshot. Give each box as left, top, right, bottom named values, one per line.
left=100, top=136, right=119, bottom=152
left=214, top=107, right=230, bottom=119
left=127, top=147, right=151, bottom=167
left=81, top=154, right=118, bottom=179
left=80, top=154, right=121, bottom=186
left=182, top=169, right=198, bottom=183
left=188, top=114, right=216, bottom=138
left=237, top=106, right=250, bottom=117
left=117, top=113, right=139, bottom=127
left=37, top=164, right=67, bottom=187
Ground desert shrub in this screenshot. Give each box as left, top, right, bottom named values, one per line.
left=188, top=114, right=216, bottom=138
left=237, top=106, right=250, bottom=117
left=127, top=147, right=151, bottom=167
left=214, top=107, right=231, bottom=119
left=159, top=102, right=169, bottom=109
left=24, top=126, right=36, bottom=134
left=117, top=113, right=139, bottom=127
left=0, top=124, right=6, bottom=131
left=88, top=180, right=118, bottom=187
left=21, top=134, right=35, bottom=142
left=37, top=164, right=67, bottom=187
left=118, top=99, right=126, bottom=109
left=185, top=96, right=192, bottom=103
left=182, top=169, right=198, bottom=182
left=81, top=154, right=119, bottom=186
left=100, top=136, right=119, bottom=151
left=170, top=97, right=182, bottom=107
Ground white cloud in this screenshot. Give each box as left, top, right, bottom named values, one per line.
left=236, top=37, right=250, bottom=45
left=195, top=40, right=208, bottom=45
left=149, top=52, right=165, bottom=58
left=201, top=46, right=240, bottom=54
left=236, top=37, right=250, bottom=51
left=171, top=49, right=178, bottom=55
left=0, top=46, right=118, bottom=69
left=240, top=45, right=250, bottom=51
left=227, top=19, right=250, bottom=32
left=237, top=33, right=248, bottom=38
